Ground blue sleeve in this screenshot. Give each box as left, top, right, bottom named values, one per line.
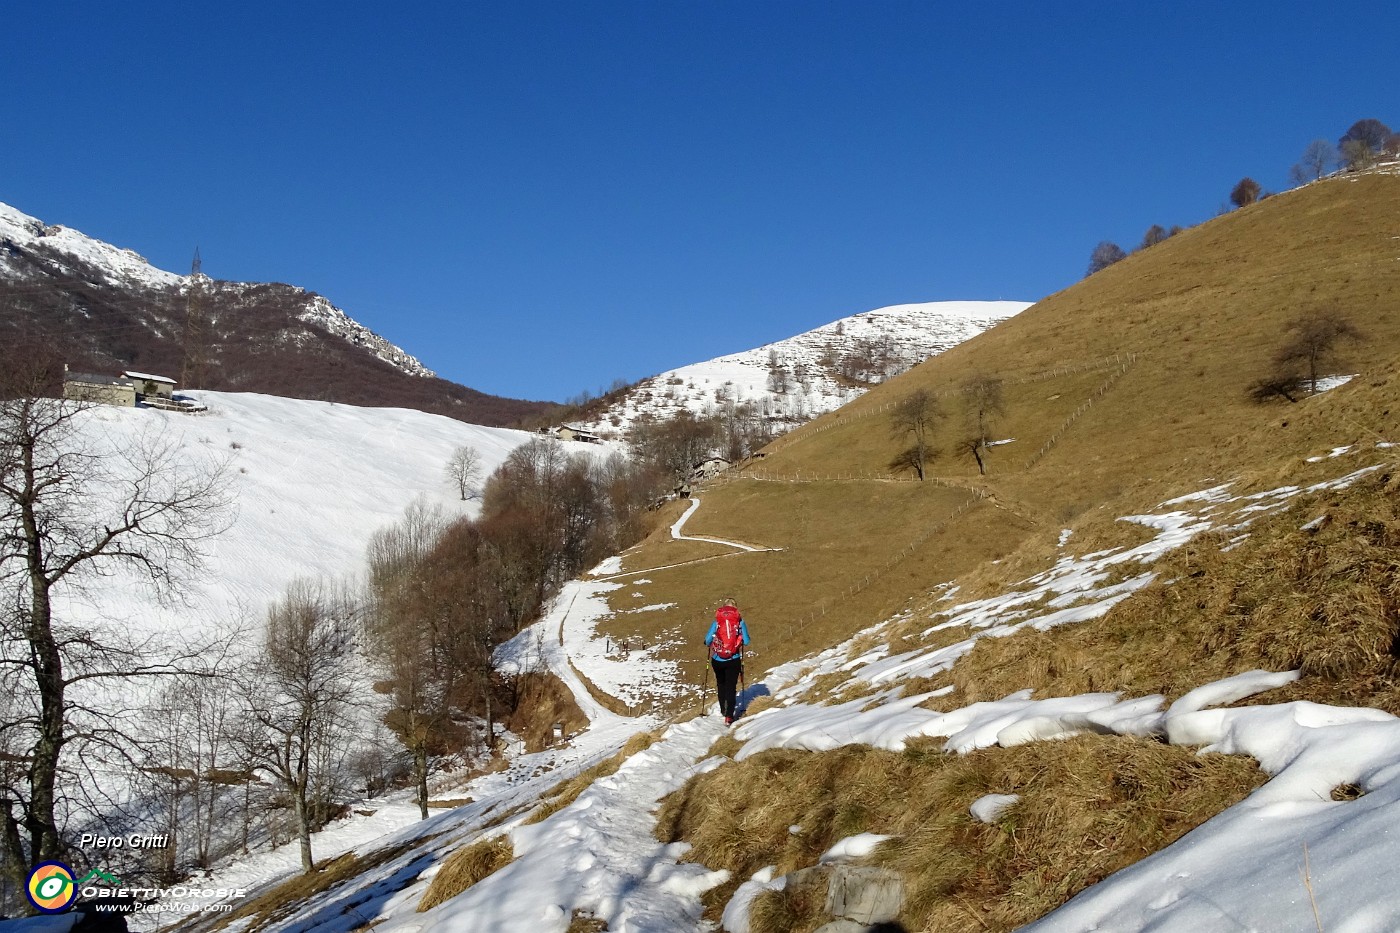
left=704, top=620, right=718, bottom=644
left=740, top=620, right=750, bottom=645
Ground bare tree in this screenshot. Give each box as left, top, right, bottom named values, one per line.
left=1273, top=309, right=1363, bottom=395
left=766, top=349, right=790, bottom=395
left=1247, top=373, right=1307, bottom=404
left=446, top=445, right=483, bottom=501
left=0, top=361, right=231, bottom=890
left=962, top=375, right=1005, bottom=447
left=1139, top=225, right=1170, bottom=250
left=1087, top=241, right=1127, bottom=276
left=239, top=579, right=360, bottom=873
left=365, top=503, right=461, bottom=820
left=1339, top=119, right=1393, bottom=167
left=1230, top=177, right=1262, bottom=208
left=1291, top=139, right=1336, bottom=184
left=889, top=389, right=941, bottom=481
left=958, top=375, right=1005, bottom=475
left=716, top=401, right=775, bottom=463
left=629, top=412, right=719, bottom=482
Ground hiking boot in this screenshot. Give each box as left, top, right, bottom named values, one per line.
left=724, top=716, right=733, bottom=725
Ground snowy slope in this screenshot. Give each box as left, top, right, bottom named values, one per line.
left=0, top=200, right=434, bottom=379
left=575, top=300, right=1028, bottom=439
left=0, top=200, right=182, bottom=290
left=56, top=391, right=538, bottom=635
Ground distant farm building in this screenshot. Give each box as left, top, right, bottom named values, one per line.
left=63, top=371, right=137, bottom=407
left=550, top=424, right=603, bottom=443
left=691, top=456, right=731, bottom=480
left=122, top=370, right=177, bottom=401
left=62, top=366, right=205, bottom=412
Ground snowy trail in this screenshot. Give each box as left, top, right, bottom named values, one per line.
left=541, top=584, right=626, bottom=725
left=410, top=716, right=729, bottom=933
left=589, top=496, right=780, bottom=582
left=669, top=497, right=777, bottom=552
left=504, top=496, right=782, bottom=713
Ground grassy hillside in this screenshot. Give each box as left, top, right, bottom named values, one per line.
left=590, top=170, right=1400, bottom=711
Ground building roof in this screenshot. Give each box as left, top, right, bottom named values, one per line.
left=65, top=372, right=134, bottom=387
left=122, top=370, right=176, bottom=384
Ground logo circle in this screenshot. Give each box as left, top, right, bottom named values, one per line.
left=27, top=861, right=77, bottom=913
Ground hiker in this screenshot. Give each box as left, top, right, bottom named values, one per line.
left=705, top=597, right=750, bottom=724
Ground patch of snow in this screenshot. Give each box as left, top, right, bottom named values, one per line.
left=819, top=832, right=893, bottom=864
left=1313, top=374, right=1356, bottom=392
left=970, top=793, right=1020, bottom=824
left=411, top=718, right=731, bottom=933
left=589, top=556, right=624, bottom=576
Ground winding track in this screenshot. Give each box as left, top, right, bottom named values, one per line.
left=548, top=496, right=774, bottom=720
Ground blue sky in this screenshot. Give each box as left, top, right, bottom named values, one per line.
left=4, top=2, right=1396, bottom=402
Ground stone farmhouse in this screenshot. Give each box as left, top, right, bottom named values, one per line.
left=61, top=367, right=204, bottom=412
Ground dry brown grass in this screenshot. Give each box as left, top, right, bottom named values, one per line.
left=595, top=479, right=1033, bottom=712
left=951, top=469, right=1400, bottom=711
left=417, top=836, right=514, bottom=912
left=748, top=870, right=828, bottom=933
left=426, top=797, right=473, bottom=809
left=708, top=733, right=745, bottom=761
left=585, top=175, right=1400, bottom=717
left=504, top=672, right=590, bottom=752
left=656, top=736, right=1264, bottom=931
left=523, top=731, right=658, bottom=825
left=566, top=908, right=610, bottom=931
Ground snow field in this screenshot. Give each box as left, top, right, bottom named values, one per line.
left=61, top=391, right=540, bottom=638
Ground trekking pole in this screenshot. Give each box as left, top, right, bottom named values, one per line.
left=738, top=654, right=747, bottom=708
left=699, top=646, right=711, bottom=716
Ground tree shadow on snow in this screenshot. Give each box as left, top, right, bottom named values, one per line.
left=737, top=681, right=770, bottom=716
left=286, top=851, right=435, bottom=933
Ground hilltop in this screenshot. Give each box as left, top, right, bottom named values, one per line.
left=591, top=167, right=1400, bottom=687
left=0, top=200, right=552, bottom=425
left=569, top=300, right=1027, bottom=441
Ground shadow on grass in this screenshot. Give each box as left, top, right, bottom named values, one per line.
left=737, top=681, right=771, bottom=716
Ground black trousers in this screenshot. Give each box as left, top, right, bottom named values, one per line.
left=712, top=657, right=742, bottom=718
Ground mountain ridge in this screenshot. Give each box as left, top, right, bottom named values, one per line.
left=0, top=199, right=550, bottom=426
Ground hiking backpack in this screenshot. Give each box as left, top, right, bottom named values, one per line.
left=712, top=606, right=744, bottom=660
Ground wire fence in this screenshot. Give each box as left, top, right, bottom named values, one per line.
left=1021, top=352, right=1139, bottom=471
left=660, top=353, right=1141, bottom=705
left=763, top=353, right=1139, bottom=456
left=709, top=470, right=974, bottom=491
left=774, top=487, right=990, bottom=642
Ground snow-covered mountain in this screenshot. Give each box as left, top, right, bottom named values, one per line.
left=574, top=300, right=1029, bottom=440
left=0, top=201, right=183, bottom=291
left=0, top=200, right=550, bottom=424
left=0, top=200, right=432, bottom=379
